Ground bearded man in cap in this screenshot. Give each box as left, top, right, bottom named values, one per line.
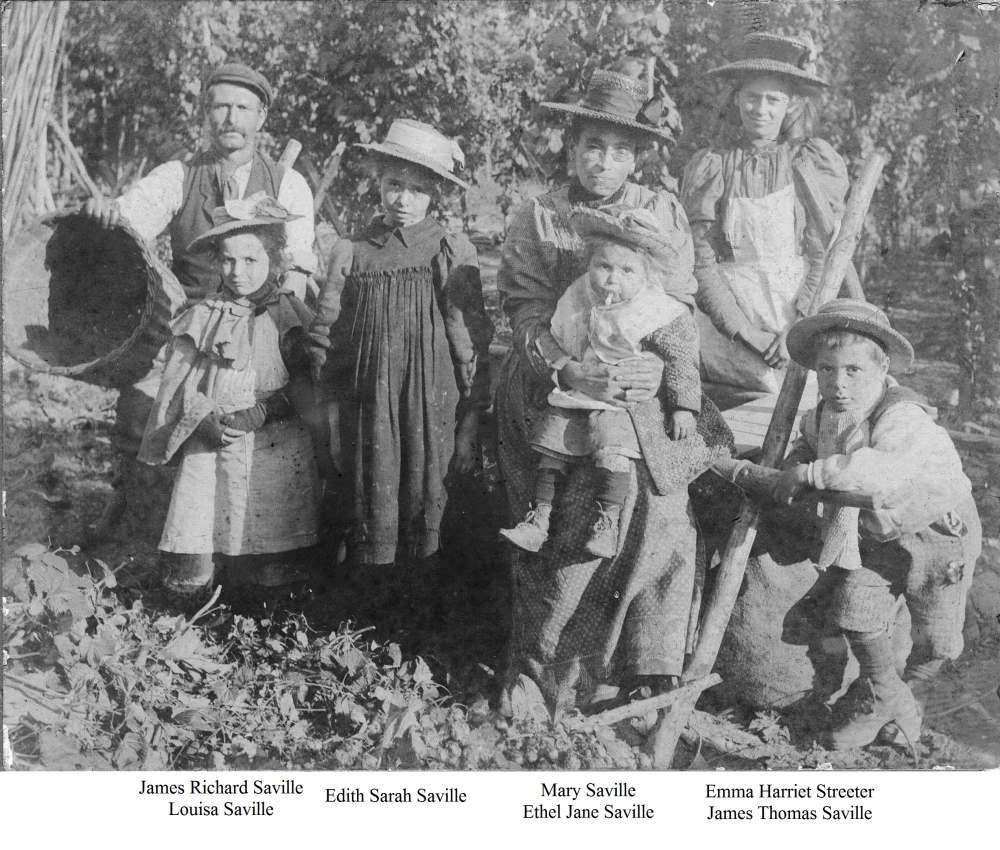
left=85, top=62, right=317, bottom=542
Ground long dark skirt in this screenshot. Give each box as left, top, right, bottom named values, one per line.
left=496, top=352, right=698, bottom=710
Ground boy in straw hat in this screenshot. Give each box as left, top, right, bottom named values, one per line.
left=500, top=206, right=731, bottom=559
left=138, top=194, right=328, bottom=597
left=774, top=299, right=981, bottom=749
left=308, top=119, right=493, bottom=572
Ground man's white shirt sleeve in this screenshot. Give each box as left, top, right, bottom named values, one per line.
left=115, top=158, right=317, bottom=275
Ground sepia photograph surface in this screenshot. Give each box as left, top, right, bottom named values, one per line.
left=3, top=0, right=999, bottom=785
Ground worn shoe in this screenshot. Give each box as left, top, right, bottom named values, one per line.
left=499, top=503, right=552, bottom=552
left=827, top=676, right=922, bottom=750
left=583, top=503, right=622, bottom=559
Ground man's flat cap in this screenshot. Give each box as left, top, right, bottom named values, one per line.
left=205, top=63, right=273, bottom=108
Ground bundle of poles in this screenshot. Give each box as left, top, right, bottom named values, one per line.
left=2, top=1, right=72, bottom=245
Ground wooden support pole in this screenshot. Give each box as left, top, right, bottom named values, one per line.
left=793, top=157, right=866, bottom=300
left=711, top=458, right=879, bottom=510
left=300, top=151, right=347, bottom=236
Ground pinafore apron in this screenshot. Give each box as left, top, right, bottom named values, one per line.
left=697, top=183, right=808, bottom=396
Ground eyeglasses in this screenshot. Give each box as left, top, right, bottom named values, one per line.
left=579, top=143, right=635, bottom=164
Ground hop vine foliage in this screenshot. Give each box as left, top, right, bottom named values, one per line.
left=3, top=543, right=643, bottom=771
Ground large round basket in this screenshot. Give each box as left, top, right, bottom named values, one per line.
left=3, top=211, right=187, bottom=389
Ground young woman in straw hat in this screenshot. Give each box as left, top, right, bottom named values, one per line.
left=495, top=66, right=708, bottom=711
left=138, top=194, right=327, bottom=598
left=681, top=32, right=849, bottom=409
left=308, top=119, right=493, bottom=574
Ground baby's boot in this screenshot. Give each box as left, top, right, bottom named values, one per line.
left=828, top=630, right=922, bottom=750
left=583, top=502, right=622, bottom=560
left=499, top=502, right=552, bottom=552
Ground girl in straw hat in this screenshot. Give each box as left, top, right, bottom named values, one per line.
left=308, top=119, right=493, bottom=571
left=499, top=206, right=731, bottom=561
left=139, top=194, right=329, bottom=597
left=495, top=65, right=709, bottom=710
left=681, top=32, right=849, bottom=409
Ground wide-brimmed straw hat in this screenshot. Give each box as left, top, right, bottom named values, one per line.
left=356, top=119, right=469, bottom=189
left=187, top=192, right=301, bottom=251
left=709, top=32, right=828, bottom=89
left=541, top=69, right=673, bottom=142
left=205, top=63, right=274, bottom=108
left=571, top=206, right=673, bottom=265
left=786, top=299, right=914, bottom=372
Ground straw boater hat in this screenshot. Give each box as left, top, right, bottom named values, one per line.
left=187, top=192, right=301, bottom=251
left=786, top=299, right=915, bottom=372
left=571, top=206, right=673, bottom=266
left=709, top=32, right=828, bottom=90
left=541, top=69, right=673, bottom=143
left=356, top=119, right=469, bottom=189
left=205, top=63, right=274, bottom=108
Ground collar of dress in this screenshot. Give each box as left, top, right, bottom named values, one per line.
left=367, top=214, right=442, bottom=249
left=568, top=180, right=630, bottom=208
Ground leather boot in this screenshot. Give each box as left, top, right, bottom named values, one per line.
left=828, top=630, right=921, bottom=750
left=499, top=502, right=552, bottom=552
left=583, top=502, right=622, bottom=560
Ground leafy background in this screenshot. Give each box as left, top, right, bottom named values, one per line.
left=57, top=0, right=1000, bottom=409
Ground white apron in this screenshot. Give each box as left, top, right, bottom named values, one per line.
left=697, top=183, right=808, bottom=396
left=159, top=315, right=320, bottom=556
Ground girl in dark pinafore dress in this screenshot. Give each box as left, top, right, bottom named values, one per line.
left=308, top=120, right=493, bottom=568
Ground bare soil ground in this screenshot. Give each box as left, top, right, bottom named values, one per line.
left=3, top=246, right=998, bottom=770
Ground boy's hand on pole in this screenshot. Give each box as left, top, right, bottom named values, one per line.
left=772, top=464, right=812, bottom=506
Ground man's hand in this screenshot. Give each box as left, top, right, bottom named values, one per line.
left=670, top=410, right=696, bottom=440
left=281, top=270, right=310, bottom=300
left=773, top=464, right=811, bottom=506
left=561, top=352, right=663, bottom=408
left=83, top=196, right=121, bottom=230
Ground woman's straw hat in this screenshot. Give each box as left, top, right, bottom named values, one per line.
left=356, top=119, right=469, bottom=189
left=786, top=299, right=915, bottom=372
left=541, top=69, right=673, bottom=142
left=709, top=32, right=828, bottom=89
left=571, top=206, right=673, bottom=265
left=187, top=192, right=300, bottom=251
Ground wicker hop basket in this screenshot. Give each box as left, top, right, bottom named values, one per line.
left=3, top=211, right=187, bottom=389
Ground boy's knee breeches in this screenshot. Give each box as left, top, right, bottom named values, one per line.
left=828, top=522, right=975, bottom=661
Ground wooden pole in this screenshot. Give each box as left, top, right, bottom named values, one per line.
left=711, top=458, right=878, bottom=510
left=277, top=139, right=302, bottom=169
left=48, top=118, right=102, bottom=201
left=300, top=151, right=348, bottom=236
left=793, top=158, right=866, bottom=299
left=648, top=153, right=888, bottom=768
